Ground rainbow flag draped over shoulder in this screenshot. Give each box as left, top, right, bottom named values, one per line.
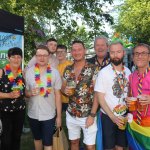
left=127, top=120, right=150, bottom=150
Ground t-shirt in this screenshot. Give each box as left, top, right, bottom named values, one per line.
left=57, top=60, right=72, bottom=103
left=94, top=64, right=131, bottom=116
left=25, top=65, right=62, bottom=121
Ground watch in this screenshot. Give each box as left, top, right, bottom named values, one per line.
left=89, top=112, right=96, bottom=117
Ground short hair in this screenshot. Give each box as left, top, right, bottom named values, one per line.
left=57, top=44, right=67, bottom=51
left=35, top=45, right=50, bottom=55
left=109, top=41, right=125, bottom=51
left=46, top=38, right=57, bottom=44
left=94, top=35, right=109, bottom=47
left=8, top=47, right=22, bottom=58
left=71, top=40, right=85, bottom=49
left=132, top=43, right=150, bottom=53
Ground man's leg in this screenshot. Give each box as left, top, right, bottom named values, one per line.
left=66, top=112, right=81, bottom=150
left=34, top=140, right=43, bottom=150
left=70, top=139, right=80, bottom=150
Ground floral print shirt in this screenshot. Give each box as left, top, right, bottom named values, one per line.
left=63, top=61, right=99, bottom=118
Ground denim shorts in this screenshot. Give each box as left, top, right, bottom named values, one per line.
left=28, top=117, right=55, bottom=146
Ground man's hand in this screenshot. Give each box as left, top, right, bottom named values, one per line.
left=56, top=116, right=62, bottom=128
left=85, top=116, right=94, bottom=128
left=9, top=91, right=20, bottom=99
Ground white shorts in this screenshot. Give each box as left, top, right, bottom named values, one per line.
left=66, top=111, right=97, bottom=145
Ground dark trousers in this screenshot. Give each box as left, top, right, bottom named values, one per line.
left=1, top=110, right=25, bottom=150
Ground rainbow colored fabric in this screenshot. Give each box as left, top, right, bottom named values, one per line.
left=127, top=120, right=150, bottom=150
left=96, top=112, right=103, bottom=150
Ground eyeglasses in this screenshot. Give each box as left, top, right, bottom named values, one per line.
left=133, top=52, right=150, bottom=57
left=36, top=55, right=49, bottom=58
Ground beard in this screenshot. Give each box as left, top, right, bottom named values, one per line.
left=110, top=57, right=124, bottom=66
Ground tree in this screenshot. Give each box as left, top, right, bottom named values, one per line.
left=115, top=0, right=150, bottom=44
left=0, top=0, right=114, bottom=62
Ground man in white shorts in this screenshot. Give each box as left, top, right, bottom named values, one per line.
left=62, top=40, right=99, bottom=150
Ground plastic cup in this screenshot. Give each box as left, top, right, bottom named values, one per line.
left=66, top=80, right=76, bottom=96
left=137, top=95, right=147, bottom=111
left=118, top=116, right=127, bottom=130
left=12, top=86, right=20, bottom=92
left=128, top=97, right=137, bottom=112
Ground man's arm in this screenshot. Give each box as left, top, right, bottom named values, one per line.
left=55, top=89, right=62, bottom=128
left=97, top=91, right=123, bottom=127
left=85, top=93, right=99, bottom=128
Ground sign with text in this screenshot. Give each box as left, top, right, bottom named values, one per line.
left=0, top=32, right=23, bottom=68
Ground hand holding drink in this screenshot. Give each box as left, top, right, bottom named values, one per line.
left=12, top=85, right=20, bottom=98
left=31, top=84, right=40, bottom=96
left=65, top=80, right=76, bottom=96
left=127, top=97, right=137, bottom=112
left=137, top=95, right=148, bottom=111
left=118, top=115, right=127, bottom=130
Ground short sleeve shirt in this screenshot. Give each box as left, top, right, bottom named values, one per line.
left=94, top=64, right=131, bottom=116
left=63, top=61, right=99, bottom=118
left=25, top=65, right=62, bottom=121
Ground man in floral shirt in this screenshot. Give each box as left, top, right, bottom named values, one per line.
left=62, top=40, right=98, bottom=150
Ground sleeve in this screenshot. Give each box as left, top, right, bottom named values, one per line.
left=24, top=56, right=36, bottom=71
left=54, top=69, right=62, bottom=90
left=94, top=70, right=106, bottom=93
left=25, top=70, right=30, bottom=90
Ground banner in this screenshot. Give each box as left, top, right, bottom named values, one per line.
left=0, top=32, right=23, bottom=68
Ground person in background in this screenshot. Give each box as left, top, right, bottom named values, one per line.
left=0, top=47, right=26, bottom=150
left=62, top=40, right=98, bottom=150
left=95, top=42, right=131, bottom=150
left=87, top=36, right=110, bottom=70
left=87, top=36, right=110, bottom=150
left=126, top=43, right=150, bottom=150
left=25, top=45, right=62, bottom=150
left=56, top=44, right=72, bottom=111
left=25, top=38, right=59, bottom=70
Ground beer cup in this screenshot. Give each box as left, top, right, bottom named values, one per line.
left=66, top=80, right=76, bottom=96
left=128, top=97, right=137, bottom=112
left=118, top=116, right=127, bottom=130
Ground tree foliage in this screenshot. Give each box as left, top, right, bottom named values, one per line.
left=0, top=0, right=114, bottom=62
left=115, top=0, right=150, bottom=44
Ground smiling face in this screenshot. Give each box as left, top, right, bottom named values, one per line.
left=71, top=43, right=86, bottom=62
left=94, top=38, right=108, bottom=59
left=133, top=46, right=150, bottom=69
left=35, top=49, right=50, bottom=66
left=8, top=55, right=22, bottom=69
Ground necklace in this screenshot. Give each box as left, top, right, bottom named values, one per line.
left=34, top=63, right=52, bottom=97
left=111, top=63, right=126, bottom=92
left=5, top=64, right=23, bottom=94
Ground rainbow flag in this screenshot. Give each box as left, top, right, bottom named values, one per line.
left=127, top=120, right=150, bottom=150
left=96, top=112, right=103, bottom=150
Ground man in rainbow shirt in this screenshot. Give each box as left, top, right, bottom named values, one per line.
left=126, top=43, right=150, bottom=150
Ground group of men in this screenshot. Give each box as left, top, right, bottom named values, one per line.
left=25, top=36, right=150, bottom=150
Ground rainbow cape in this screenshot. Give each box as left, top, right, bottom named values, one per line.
left=127, top=120, right=150, bottom=150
